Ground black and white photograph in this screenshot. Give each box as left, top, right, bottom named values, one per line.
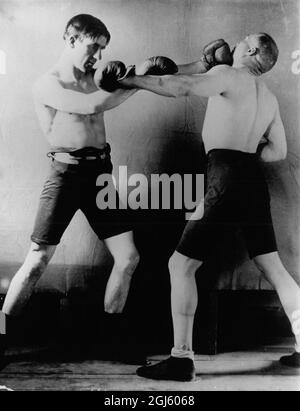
left=0, top=0, right=299, bottom=393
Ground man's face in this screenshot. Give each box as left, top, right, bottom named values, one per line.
left=232, top=35, right=258, bottom=62
left=71, top=35, right=108, bottom=72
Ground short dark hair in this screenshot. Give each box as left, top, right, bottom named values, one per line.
left=63, top=14, right=111, bottom=43
left=254, top=33, right=279, bottom=74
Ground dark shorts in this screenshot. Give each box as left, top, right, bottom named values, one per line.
left=31, top=149, right=133, bottom=246
left=176, top=149, right=278, bottom=261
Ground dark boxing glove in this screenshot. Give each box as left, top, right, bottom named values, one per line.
left=201, top=39, right=233, bottom=71
left=135, top=56, right=178, bottom=76
left=94, top=61, right=127, bottom=92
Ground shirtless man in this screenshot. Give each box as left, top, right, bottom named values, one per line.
left=120, top=33, right=300, bottom=380
left=0, top=14, right=142, bottom=366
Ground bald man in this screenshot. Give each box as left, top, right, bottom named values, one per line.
left=121, top=33, right=300, bottom=380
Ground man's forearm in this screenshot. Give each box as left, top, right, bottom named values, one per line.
left=61, top=89, right=137, bottom=115
left=54, top=88, right=137, bottom=115
left=121, top=69, right=228, bottom=99
left=34, top=78, right=137, bottom=115
left=92, top=89, right=138, bottom=113
left=121, top=75, right=189, bottom=98
left=260, top=143, right=286, bottom=162
left=177, top=61, right=208, bottom=75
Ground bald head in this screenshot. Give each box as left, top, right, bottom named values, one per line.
left=233, top=33, right=279, bottom=75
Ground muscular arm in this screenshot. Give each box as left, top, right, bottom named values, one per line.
left=177, top=39, right=233, bottom=74
left=177, top=60, right=208, bottom=75
left=121, top=65, right=233, bottom=98
left=33, top=75, right=137, bottom=115
left=261, top=102, right=287, bottom=162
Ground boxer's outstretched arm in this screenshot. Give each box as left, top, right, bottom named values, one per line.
left=177, top=61, right=208, bottom=75
left=121, top=65, right=232, bottom=98
left=33, top=76, right=137, bottom=115
left=261, top=103, right=287, bottom=162
left=177, top=39, right=233, bottom=74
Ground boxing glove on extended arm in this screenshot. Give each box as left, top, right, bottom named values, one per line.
left=94, top=61, right=127, bottom=92
left=121, top=56, right=178, bottom=79
left=118, top=56, right=178, bottom=89
left=201, top=39, right=233, bottom=71
left=135, top=56, right=179, bottom=76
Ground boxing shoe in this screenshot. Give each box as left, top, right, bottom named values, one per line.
left=137, top=356, right=196, bottom=381
left=280, top=352, right=300, bottom=368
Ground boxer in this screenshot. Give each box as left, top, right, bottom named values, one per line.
left=120, top=33, right=300, bottom=380
left=0, top=13, right=140, bottom=367
left=0, top=14, right=187, bottom=369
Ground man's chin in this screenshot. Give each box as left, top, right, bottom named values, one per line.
left=83, top=64, right=95, bottom=74
left=86, top=66, right=96, bottom=74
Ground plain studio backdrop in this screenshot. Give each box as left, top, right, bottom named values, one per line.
left=0, top=0, right=299, bottom=302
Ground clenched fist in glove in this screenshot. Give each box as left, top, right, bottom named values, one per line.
left=94, top=61, right=127, bottom=92
left=201, top=39, right=233, bottom=71
left=135, top=56, right=178, bottom=76
left=117, top=56, right=178, bottom=90
left=120, top=56, right=179, bottom=80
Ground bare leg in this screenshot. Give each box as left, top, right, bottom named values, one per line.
left=136, top=251, right=202, bottom=381
left=169, top=251, right=203, bottom=354
left=254, top=252, right=300, bottom=365
left=2, top=243, right=56, bottom=317
left=104, top=231, right=140, bottom=314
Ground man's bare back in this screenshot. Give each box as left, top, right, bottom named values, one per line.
left=123, top=62, right=286, bottom=163
left=34, top=70, right=107, bottom=152
left=203, top=66, right=278, bottom=153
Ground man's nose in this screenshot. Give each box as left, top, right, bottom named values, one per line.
left=94, top=50, right=102, bottom=60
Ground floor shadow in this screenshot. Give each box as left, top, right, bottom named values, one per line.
left=197, top=361, right=300, bottom=379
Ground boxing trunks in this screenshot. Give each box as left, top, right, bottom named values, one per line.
left=31, top=144, right=133, bottom=245
left=176, top=149, right=278, bottom=261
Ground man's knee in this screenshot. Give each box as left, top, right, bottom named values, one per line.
left=168, top=251, right=202, bottom=278
left=114, top=249, right=140, bottom=275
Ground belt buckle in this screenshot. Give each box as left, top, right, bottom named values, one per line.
left=83, top=156, right=97, bottom=161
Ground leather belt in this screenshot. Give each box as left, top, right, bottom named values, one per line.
left=52, top=153, right=105, bottom=164
left=47, top=145, right=111, bottom=164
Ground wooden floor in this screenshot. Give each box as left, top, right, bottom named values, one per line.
left=0, top=344, right=299, bottom=391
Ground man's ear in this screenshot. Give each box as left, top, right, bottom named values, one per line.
left=68, top=35, right=76, bottom=48
left=247, top=47, right=258, bottom=56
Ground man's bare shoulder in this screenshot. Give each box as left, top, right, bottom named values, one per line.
left=204, top=65, right=243, bottom=95
left=207, top=65, right=240, bottom=85
left=207, top=64, right=235, bottom=76
left=33, top=70, right=61, bottom=97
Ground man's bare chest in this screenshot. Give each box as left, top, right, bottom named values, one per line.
left=62, top=73, right=97, bottom=94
